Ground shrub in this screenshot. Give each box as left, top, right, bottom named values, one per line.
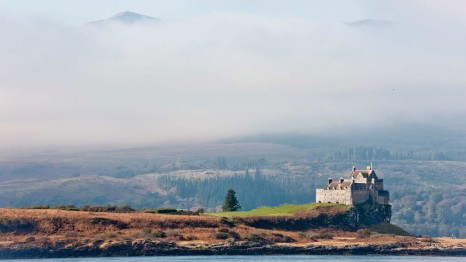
left=167, top=231, right=185, bottom=240
left=420, top=237, right=438, bottom=243
left=23, top=236, right=36, bottom=243
left=88, top=217, right=128, bottom=229
left=220, top=217, right=235, bottom=228
left=24, top=206, right=50, bottom=209
left=213, top=230, right=240, bottom=240
left=154, top=208, right=178, bottom=214
left=0, top=218, right=36, bottom=234
left=228, top=231, right=241, bottom=240
left=270, top=233, right=295, bottom=243
left=128, top=217, right=220, bottom=229
left=79, top=205, right=135, bottom=213
left=356, top=229, right=372, bottom=239
left=244, top=233, right=272, bottom=244
left=153, top=231, right=167, bottom=238
left=186, top=235, right=198, bottom=241
left=142, top=227, right=152, bottom=235
left=297, top=232, right=307, bottom=239
left=218, top=227, right=230, bottom=233
left=213, top=232, right=230, bottom=240
left=55, top=205, right=79, bottom=211
left=316, top=232, right=333, bottom=239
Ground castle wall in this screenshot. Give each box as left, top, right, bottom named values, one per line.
left=375, top=180, right=384, bottom=190
left=376, top=190, right=390, bottom=205
left=351, top=189, right=370, bottom=204
left=316, top=189, right=352, bottom=205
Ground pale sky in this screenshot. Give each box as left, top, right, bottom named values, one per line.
left=0, top=1, right=385, bottom=25
left=1, top=1, right=466, bottom=152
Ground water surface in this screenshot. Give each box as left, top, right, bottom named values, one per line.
left=6, top=255, right=465, bottom=262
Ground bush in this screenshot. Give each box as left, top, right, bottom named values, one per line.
left=23, top=236, right=36, bottom=243
left=153, top=231, right=167, bottom=238
left=55, top=205, right=79, bottom=211
left=23, top=206, right=50, bottom=209
left=80, top=205, right=135, bottom=213
left=213, top=230, right=241, bottom=240
left=228, top=231, right=241, bottom=240
left=307, top=230, right=334, bottom=240
left=0, top=218, right=36, bottom=234
left=88, top=217, right=128, bottom=229
left=317, top=232, right=333, bottom=239
left=218, top=227, right=230, bottom=233
left=244, top=233, right=272, bottom=244
left=167, top=231, right=185, bottom=240
left=220, top=217, right=235, bottom=228
left=213, top=232, right=230, bottom=240
left=186, top=235, right=198, bottom=241
left=270, top=233, right=295, bottom=243
left=142, top=207, right=201, bottom=215
left=356, top=229, right=372, bottom=239
left=153, top=208, right=178, bottom=214
left=142, top=227, right=152, bottom=235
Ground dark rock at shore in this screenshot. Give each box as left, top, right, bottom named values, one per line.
left=1, top=240, right=465, bottom=259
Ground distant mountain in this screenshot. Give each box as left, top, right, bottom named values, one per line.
left=87, top=11, right=158, bottom=25
left=347, top=19, right=392, bottom=30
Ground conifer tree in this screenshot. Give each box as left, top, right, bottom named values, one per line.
left=222, top=189, right=241, bottom=211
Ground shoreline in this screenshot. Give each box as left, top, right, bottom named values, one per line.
left=1, top=208, right=465, bottom=259
left=1, top=240, right=466, bottom=259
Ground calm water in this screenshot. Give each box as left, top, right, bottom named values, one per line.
left=4, top=256, right=465, bottom=262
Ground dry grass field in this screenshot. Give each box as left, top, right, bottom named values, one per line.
left=1, top=207, right=464, bottom=251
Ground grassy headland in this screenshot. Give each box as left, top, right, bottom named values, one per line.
left=207, top=203, right=349, bottom=217
left=0, top=206, right=464, bottom=258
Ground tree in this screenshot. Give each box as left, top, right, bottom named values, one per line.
left=222, top=189, right=241, bottom=212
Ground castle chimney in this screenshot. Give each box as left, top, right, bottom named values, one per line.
left=367, top=166, right=371, bottom=170
left=352, top=166, right=356, bottom=171
left=328, top=178, right=333, bottom=184
left=340, top=177, right=344, bottom=183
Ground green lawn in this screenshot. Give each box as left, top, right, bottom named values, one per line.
left=206, top=203, right=348, bottom=217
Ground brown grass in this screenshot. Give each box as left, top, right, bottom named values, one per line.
left=1, top=208, right=464, bottom=250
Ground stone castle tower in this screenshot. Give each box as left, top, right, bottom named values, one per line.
left=316, top=165, right=389, bottom=206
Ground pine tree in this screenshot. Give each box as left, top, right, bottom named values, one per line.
left=222, top=189, right=241, bottom=212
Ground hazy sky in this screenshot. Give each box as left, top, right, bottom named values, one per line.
left=1, top=1, right=466, bottom=151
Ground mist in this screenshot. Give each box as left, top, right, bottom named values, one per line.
left=1, top=3, right=466, bottom=152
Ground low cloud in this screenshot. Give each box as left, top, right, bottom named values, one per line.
left=1, top=9, right=466, bottom=151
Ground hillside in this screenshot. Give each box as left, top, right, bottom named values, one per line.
left=1, top=126, right=465, bottom=238
left=1, top=208, right=464, bottom=258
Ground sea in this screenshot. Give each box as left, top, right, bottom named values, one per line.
left=3, top=256, right=465, bottom=262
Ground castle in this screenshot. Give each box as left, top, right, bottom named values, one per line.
left=316, top=165, right=389, bottom=206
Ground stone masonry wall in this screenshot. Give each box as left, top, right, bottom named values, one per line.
left=316, top=189, right=352, bottom=205
left=351, top=189, right=370, bottom=204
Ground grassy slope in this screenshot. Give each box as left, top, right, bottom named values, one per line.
left=207, top=203, right=349, bottom=217
left=370, top=222, right=412, bottom=236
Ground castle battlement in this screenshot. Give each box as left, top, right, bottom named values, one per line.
left=316, top=166, right=390, bottom=206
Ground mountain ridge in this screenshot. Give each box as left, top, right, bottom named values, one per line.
left=87, top=11, right=158, bottom=25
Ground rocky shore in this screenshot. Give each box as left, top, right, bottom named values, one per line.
left=1, top=239, right=465, bottom=259
left=1, top=208, right=465, bottom=259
